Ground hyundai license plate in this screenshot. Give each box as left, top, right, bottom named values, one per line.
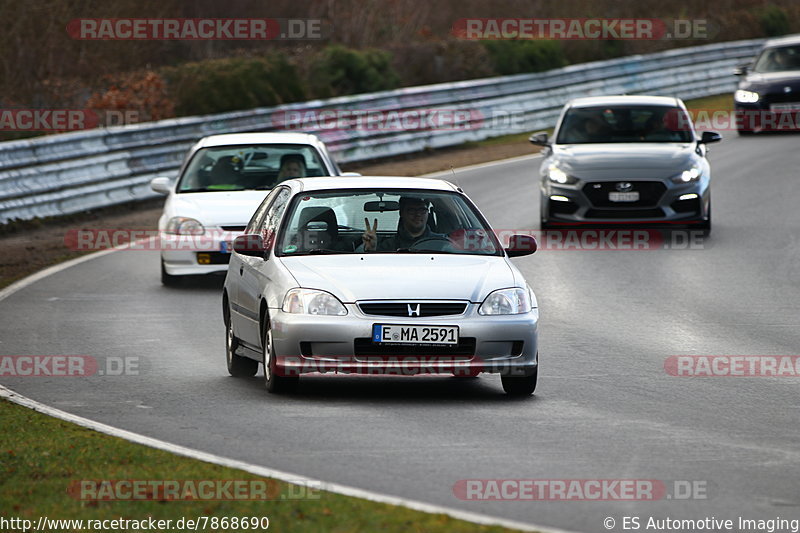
left=609, top=192, right=639, bottom=202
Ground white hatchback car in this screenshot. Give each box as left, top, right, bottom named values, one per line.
left=150, top=132, right=351, bottom=285
left=223, top=177, right=540, bottom=396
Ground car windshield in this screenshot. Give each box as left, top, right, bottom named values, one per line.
left=556, top=105, right=694, bottom=144
left=276, top=189, right=503, bottom=256
left=177, top=144, right=328, bottom=193
left=753, top=45, right=800, bottom=73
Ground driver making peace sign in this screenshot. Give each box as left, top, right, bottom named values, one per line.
left=361, top=196, right=444, bottom=252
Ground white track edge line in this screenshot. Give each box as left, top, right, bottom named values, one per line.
left=0, top=385, right=576, bottom=533
left=422, top=153, right=542, bottom=178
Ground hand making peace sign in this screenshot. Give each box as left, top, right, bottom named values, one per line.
left=362, top=218, right=378, bottom=251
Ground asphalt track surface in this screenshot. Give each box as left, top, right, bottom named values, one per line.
left=2, top=134, right=800, bottom=532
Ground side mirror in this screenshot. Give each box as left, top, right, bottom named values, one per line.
left=529, top=131, right=550, bottom=146
left=150, top=177, right=173, bottom=195
left=233, top=234, right=266, bottom=258
left=340, top=172, right=362, bottom=177
left=506, top=234, right=537, bottom=257
left=733, top=63, right=750, bottom=76
left=699, top=131, right=722, bottom=144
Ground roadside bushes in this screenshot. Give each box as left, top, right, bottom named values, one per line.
left=759, top=5, right=791, bottom=37
left=307, top=45, right=400, bottom=98
left=481, top=40, right=567, bottom=76
left=161, top=54, right=306, bottom=116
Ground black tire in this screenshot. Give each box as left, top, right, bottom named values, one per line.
left=225, top=309, right=258, bottom=377
left=690, top=201, right=711, bottom=237
left=262, top=317, right=299, bottom=394
left=160, top=259, right=179, bottom=286
left=737, top=129, right=754, bottom=136
left=540, top=218, right=551, bottom=230
left=501, top=367, right=538, bottom=397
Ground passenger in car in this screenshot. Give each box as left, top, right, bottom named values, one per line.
left=276, top=154, right=307, bottom=183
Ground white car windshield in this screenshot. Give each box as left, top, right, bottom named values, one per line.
left=177, top=144, right=328, bottom=193
left=276, top=189, right=503, bottom=256
left=556, top=105, right=694, bottom=144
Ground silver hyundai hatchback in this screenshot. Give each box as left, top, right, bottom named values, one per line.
left=222, top=177, right=540, bottom=396
left=531, top=95, right=721, bottom=234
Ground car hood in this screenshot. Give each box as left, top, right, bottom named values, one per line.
left=741, top=71, right=800, bottom=92
left=166, top=191, right=271, bottom=226
left=550, top=144, right=697, bottom=177
left=281, top=254, right=517, bottom=303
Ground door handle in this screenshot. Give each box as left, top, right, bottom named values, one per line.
left=239, top=265, right=244, bottom=276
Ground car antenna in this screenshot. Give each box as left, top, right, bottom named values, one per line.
left=450, top=165, right=462, bottom=190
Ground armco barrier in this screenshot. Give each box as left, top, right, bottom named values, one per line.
left=0, top=38, right=766, bottom=223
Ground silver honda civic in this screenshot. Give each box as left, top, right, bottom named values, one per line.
left=531, top=95, right=721, bottom=234
left=222, top=176, right=540, bottom=396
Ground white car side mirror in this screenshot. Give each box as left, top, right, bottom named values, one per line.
left=150, top=177, right=173, bottom=195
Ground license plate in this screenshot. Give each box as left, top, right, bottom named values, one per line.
left=609, top=191, right=639, bottom=202
left=770, top=103, right=800, bottom=112
left=220, top=241, right=232, bottom=254
left=372, top=324, right=459, bottom=345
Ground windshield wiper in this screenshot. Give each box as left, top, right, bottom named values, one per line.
left=298, top=249, right=345, bottom=255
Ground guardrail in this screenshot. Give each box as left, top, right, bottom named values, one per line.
left=0, top=38, right=765, bottom=223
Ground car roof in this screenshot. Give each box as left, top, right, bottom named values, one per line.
left=762, top=34, right=800, bottom=49
left=567, top=95, right=682, bottom=108
left=281, top=176, right=461, bottom=193
left=196, top=132, right=324, bottom=148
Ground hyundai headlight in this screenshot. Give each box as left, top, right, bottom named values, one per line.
left=282, top=289, right=347, bottom=316
left=165, top=216, right=205, bottom=235
left=478, top=288, right=532, bottom=315
left=670, top=166, right=702, bottom=184
left=734, top=90, right=759, bottom=104
left=547, top=165, right=578, bottom=185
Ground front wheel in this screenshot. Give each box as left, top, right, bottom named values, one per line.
left=690, top=201, right=711, bottom=237
left=501, top=367, right=538, bottom=397
left=262, top=317, right=299, bottom=394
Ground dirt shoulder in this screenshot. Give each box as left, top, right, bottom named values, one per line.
left=0, top=138, right=539, bottom=288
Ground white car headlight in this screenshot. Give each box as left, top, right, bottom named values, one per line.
left=165, top=216, right=205, bottom=235
left=282, top=289, right=347, bottom=316
left=547, top=165, right=578, bottom=185
left=479, top=288, right=532, bottom=315
left=671, top=166, right=702, bottom=184
left=734, top=90, right=759, bottom=103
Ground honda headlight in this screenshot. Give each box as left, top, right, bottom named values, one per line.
left=547, top=165, right=578, bottom=185
left=282, top=289, right=347, bottom=316
left=734, top=90, right=759, bottom=104
left=479, top=288, right=532, bottom=315
left=165, top=216, right=205, bottom=235
left=670, top=166, right=702, bottom=184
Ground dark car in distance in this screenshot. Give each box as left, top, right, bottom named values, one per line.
left=734, top=34, right=800, bottom=134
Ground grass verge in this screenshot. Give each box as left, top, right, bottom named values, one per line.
left=0, top=399, right=526, bottom=533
